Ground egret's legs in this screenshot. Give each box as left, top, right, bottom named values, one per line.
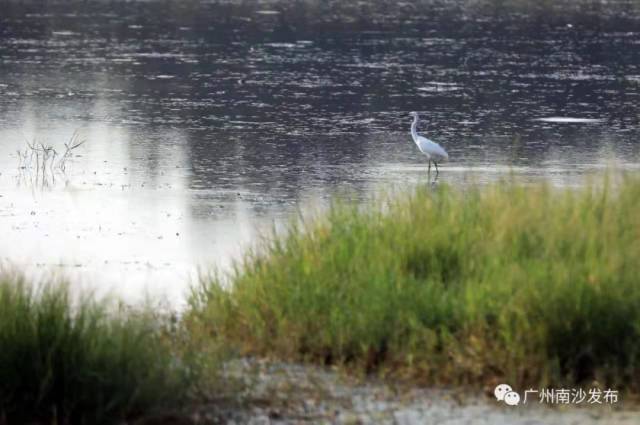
left=434, top=161, right=439, bottom=177
left=428, top=160, right=431, bottom=175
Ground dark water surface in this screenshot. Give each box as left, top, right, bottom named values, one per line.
left=1, top=0, right=639, bottom=302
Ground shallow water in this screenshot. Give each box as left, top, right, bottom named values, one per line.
left=1, top=0, right=639, bottom=303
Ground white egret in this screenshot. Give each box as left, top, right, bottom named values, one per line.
left=409, top=112, right=448, bottom=175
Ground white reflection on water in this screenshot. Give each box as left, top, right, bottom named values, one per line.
left=0, top=122, right=268, bottom=307
left=534, top=117, right=605, bottom=123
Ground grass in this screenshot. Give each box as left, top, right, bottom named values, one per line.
left=0, top=274, right=196, bottom=424
left=190, top=174, right=640, bottom=392
left=3, top=174, right=640, bottom=422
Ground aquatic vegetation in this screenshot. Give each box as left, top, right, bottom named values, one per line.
left=0, top=274, right=195, bottom=424
left=191, top=175, right=640, bottom=391
left=16, top=132, right=85, bottom=188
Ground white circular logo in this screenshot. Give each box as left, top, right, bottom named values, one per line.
left=494, top=384, right=512, bottom=401
left=504, top=391, right=521, bottom=406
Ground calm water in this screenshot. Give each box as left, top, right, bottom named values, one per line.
left=1, top=0, right=639, bottom=303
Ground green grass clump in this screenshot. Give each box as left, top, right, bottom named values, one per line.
left=0, top=275, right=193, bottom=424
left=191, top=175, right=640, bottom=391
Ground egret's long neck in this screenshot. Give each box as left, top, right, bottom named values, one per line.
left=411, top=116, right=419, bottom=141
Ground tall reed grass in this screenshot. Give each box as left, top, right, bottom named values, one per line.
left=191, top=175, right=640, bottom=391
left=0, top=274, right=193, bottom=424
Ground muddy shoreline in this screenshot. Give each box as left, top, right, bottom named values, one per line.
left=179, top=359, right=640, bottom=424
